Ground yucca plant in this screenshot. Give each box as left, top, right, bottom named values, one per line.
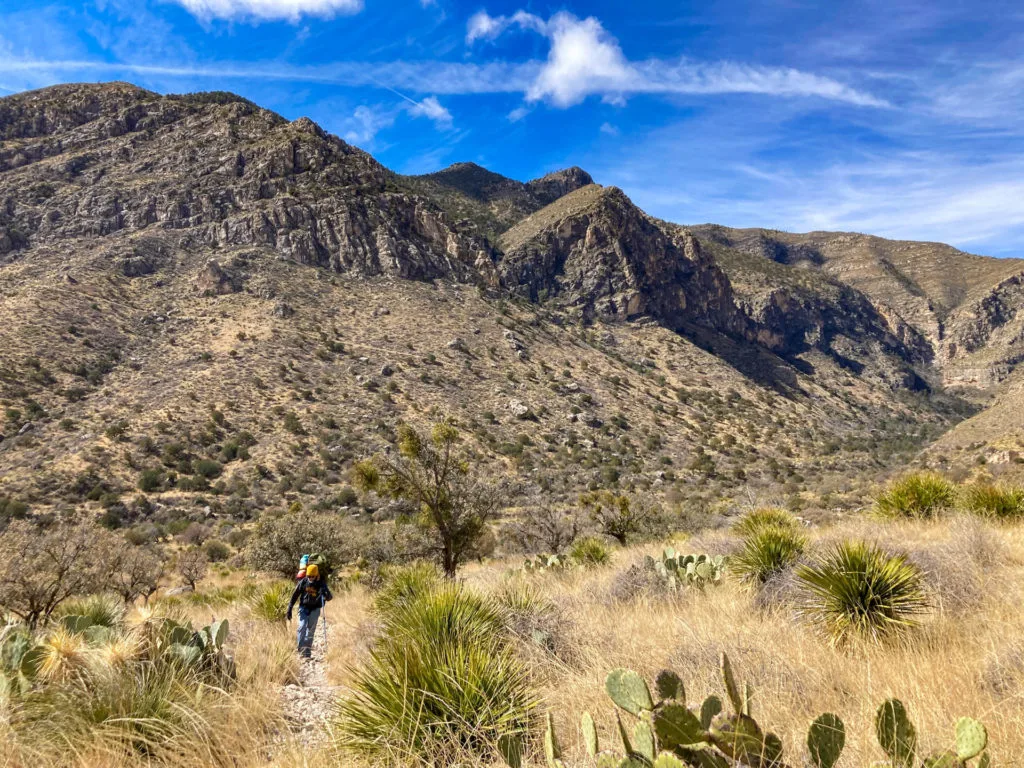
left=371, top=561, right=443, bottom=617
left=569, top=536, right=611, bottom=568
left=248, top=581, right=294, bottom=622
left=797, top=540, right=929, bottom=644
left=960, top=482, right=1024, bottom=520
left=732, top=526, right=806, bottom=586
left=875, top=472, right=955, bottom=519
left=337, top=581, right=538, bottom=765
left=731, top=506, right=799, bottom=538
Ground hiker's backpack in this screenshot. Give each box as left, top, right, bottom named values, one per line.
left=296, top=552, right=331, bottom=582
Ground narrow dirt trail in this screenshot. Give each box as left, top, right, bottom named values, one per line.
left=280, top=613, right=341, bottom=747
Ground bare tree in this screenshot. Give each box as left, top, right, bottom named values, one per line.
left=109, top=541, right=163, bottom=605
left=245, top=513, right=366, bottom=577
left=354, top=421, right=503, bottom=577
left=177, top=548, right=208, bottom=590
left=581, top=491, right=665, bottom=545
left=0, top=521, right=110, bottom=627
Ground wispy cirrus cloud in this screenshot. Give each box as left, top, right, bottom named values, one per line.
left=169, top=0, right=363, bottom=23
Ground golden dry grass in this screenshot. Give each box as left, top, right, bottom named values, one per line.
left=6, top=515, right=1024, bottom=767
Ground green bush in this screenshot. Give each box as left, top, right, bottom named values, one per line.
left=137, top=469, right=163, bottom=493
left=959, top=483, right=1024, bottom=520
left=797, top=540, right=929, bottom=644
left=0, top=495, right=29, bottom=521
left=337, top=581, right=537, bottom=764
left=202, top=539, right=232, bottom=563
left=731, top=507, right=799, bottom=538
left=732, top=526, right=806, bottom=586
left=193, top=459, right=223, bottom=479
left=569, top=536, right=611, bottom=568
left=875, top=472, right=955, bottom=519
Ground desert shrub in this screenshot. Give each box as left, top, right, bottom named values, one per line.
left=202, top=539, right=232, bottom=563
left=503, top=504, right=582, bottom=554
left=248, top=580, right=294, bottom=622
left=0, top=494, right=30, bottom=522
left=875, top=472, right=955, bottom=519
left=731, top=507, right=799, bottom=538
left=732, top=526, right=806, bottom=587
left=0, top=521, right=115, bottom=627
left=192, top=459, right=223, bottom=479
left=137, top=469, right=163, bottom=493
left=337, top=580, right=537, bottom=765
left=492, top=581, right=581, bottom=668
left=580, top=490, right=665, bottom=545
left=797, top=540, right=929, bottom=644
left=569, top=536, right=611, bottom=567
left=177, top=548, right=208, bottom=589
left=959, top=482, right=1024, bottom=520
left=245, top=512, right=366, bottom=576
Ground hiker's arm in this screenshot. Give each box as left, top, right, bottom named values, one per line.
left=323, top=583, right=333, bottom=602
left=287, top=582, right=302, bottom=613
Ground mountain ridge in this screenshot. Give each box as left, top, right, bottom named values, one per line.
left=0, top=82, right=1019, bottom=525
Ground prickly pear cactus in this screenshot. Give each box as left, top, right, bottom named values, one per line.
left=497, top=656, right=990, bottom=768
left=605, top=668, right=654, bottom=715
left=876, top=699, right=917, bottom=767
left=808, top=712, right=845, bottom=768
left=955, top=717, right=987, bottom=760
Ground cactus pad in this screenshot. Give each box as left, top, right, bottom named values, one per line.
left=655, top=669, right=684, bottom=702
left=700, top=695, right=723, bottom=729
left=653, top=702, right=706, bottom=751
left=606, top=668, right=655, bottom=715
left=808, top=712, right=845, bottom=768
left=720, top=653, right=744, bottom=715
left=955, top=718, right=987, bottom=760
left=876, top=699, right=917, bottom=767
left=582, top=712, right=599, bottom=756
left=633, top=713, right=656, bottom=761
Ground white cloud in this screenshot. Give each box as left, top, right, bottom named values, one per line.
left=466, top=9, right=887, bottom=109
left=465, top=10, right=545, bottom=44
left=407, top=95, right=452, bottom=128
left=507, top=105, right=530, bottom=122
left=170, top=0, right=363, bottom=22
left=339, top=105, right=394, bottom=144
left=600, top=122, right=619, bottom=136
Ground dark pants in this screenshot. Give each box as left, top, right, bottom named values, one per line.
left=296, top=605, right=321, bottom=658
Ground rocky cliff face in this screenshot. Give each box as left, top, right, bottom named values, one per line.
left=497, top=185, right=751, bottom=340
left=0, top=84, right=499, bottom=284
left=693, top=224, right=1024, bottom=390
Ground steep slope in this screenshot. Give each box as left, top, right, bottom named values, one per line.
left=692, top=225, right=1024, bottom=389
left=400, top=162, right=592, bottom=241
left=0, top=82, right=978, bottom=525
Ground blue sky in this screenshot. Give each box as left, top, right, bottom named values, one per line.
left=2, top=0, right=1024, bottom=256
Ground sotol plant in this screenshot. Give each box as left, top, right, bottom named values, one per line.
left=875, top=473, right=955, bottom=519
left=796, top=541, right=929, bottom=644
left=501, top=655, right=992, bottom=768
left=733, top=526, right=806, bottom=587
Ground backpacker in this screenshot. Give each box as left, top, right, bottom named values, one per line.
left=295, top=552, right=331, bottom=582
